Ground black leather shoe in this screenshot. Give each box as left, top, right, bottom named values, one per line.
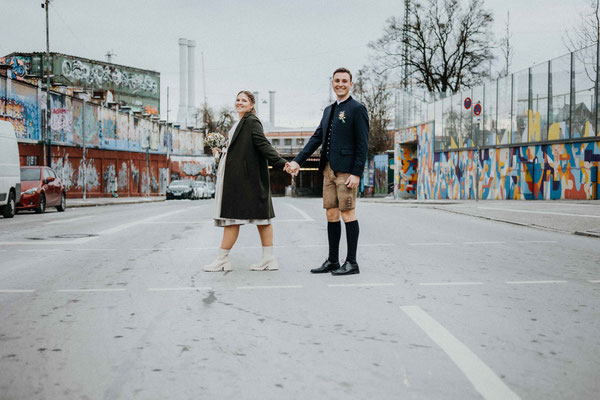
left=311, top=259, right=340, bottom=273
left=331, top=261, right=360, bottom=275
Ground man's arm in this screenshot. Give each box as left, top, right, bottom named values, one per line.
left=351, top=105, right=369, bottom=177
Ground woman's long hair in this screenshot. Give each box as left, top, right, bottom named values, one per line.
left=237, top=90, right=256, bottom=115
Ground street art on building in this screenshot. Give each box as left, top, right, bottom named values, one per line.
left=0, top=78, right=40, bottom=140
left=170, top=156, right=214, bottom=180
left=0, top=56, right=31, bottom=80
left=1, top=75, right=202, bottom=155
left=395, top=129, right=418, bottom=198
left=374, top=154, right=389, bottom=195
left=395, top=121, right=600, bottom=200
left=61, top=58, right=158, bottom=95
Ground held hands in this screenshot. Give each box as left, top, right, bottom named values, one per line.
left=284, top=161, right=300, bottom=177
left=345, top=174, right=360, bottom=189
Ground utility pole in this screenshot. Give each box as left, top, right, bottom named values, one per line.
left=401, top=0, right=410, bottom=127
left=166, top=86, right=170, bottom=160
left=42, top=0, right=51, bottom=166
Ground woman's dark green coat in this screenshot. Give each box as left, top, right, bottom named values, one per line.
left=220, top=113, right=287, bottom=220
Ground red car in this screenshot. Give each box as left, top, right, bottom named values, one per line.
left=17, top=166, right=67, bottom=213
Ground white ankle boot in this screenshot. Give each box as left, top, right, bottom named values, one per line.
left=203, top=249, right=232, bottom=272
left=250, top=246, right=278, bottom=271
left=250, top=257, right=278, bottom=271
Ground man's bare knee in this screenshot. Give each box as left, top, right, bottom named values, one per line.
left=340, top=209, right=356, bottom=223
left=326, top=208, right=341, bottom=222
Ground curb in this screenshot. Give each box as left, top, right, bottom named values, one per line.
left=68, top=198, right=165, bottom=208
left=574, top=230, right=600, bottom=238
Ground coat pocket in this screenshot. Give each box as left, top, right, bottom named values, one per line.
left=340, top=148, right=355, bottom=156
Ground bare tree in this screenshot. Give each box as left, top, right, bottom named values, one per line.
left=499, top=11, right=513, bottom=77
left=564, top=0, right=600, bottom=51
left=353, top=67, right=393, bottom=155
left=200, top=103, right=235, bottom=136
left=370, top=0, right=495, bottom=93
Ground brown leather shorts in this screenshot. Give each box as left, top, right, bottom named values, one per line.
left=323, top=163, right=357, bottom=211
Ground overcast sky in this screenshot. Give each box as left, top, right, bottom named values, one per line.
left=0, top=0, right=589, bottom=128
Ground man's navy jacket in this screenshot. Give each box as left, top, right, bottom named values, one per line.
left=294, top=96, right=369, bottom=177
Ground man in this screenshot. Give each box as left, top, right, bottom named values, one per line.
left=287, top=67, right=369, bottom=276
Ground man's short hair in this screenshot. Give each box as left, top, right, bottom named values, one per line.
left=332, top=67, right=352, bottom=82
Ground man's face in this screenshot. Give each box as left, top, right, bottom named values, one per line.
left=332, top=72, right=353, bottom=99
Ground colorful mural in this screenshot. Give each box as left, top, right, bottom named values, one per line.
left=395, top=121, right=600, bottom=200
left=0, top=79, right=40, bottom=140
left=0, top=75, right=203, bottom=155
left=374, top=154, right=389, bottom=195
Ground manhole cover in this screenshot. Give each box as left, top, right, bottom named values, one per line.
left=50, top=234, right=98, bottom=239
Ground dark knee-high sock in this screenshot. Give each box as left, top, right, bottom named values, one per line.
left=327, top=221, right=341, bottom=263
left=345, top=220, right=359, bottom=263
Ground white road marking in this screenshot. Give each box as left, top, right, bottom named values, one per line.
left=588, top=280, right=600, bottom=283
left=328, top=283, right=395, bottom=287
left=284, top=203, right=315, bottom=221
left=18, top=249, right=63, bottom=252
left=506, top=280, right=568, bottom=285
left=0, top=289, right=35, bottom=293
left=463, top=241, right=505, bottom=245
left=148, top=287, right=212, bottom=291
left=298, top=244, right=328, bottom=248
left=359, top=243, right=395, bottom=247
left=45, top=216, right=92, bottom=224
left=477, top=206, right=600, bottom=219
left=518, top=240, right=557, bottom=244
left=97, top=208, right=190, bottom=236
left=401, top=305, right=521, bottom=400
left=420, top=282, right=484, bottom=286
left=408, top=242, right=453, bottom=246
left=56, top=288, right=127, bottom=293
left=236, top=285, right=303, bottom=290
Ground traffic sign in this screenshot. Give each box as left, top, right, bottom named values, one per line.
left=464, top=97, right=472, bottom=109
left=473, top=103, right=482, bottom=116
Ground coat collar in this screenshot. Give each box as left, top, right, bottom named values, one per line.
left=230, top=112, right=253, bottom=147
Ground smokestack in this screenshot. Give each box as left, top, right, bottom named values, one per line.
left=252, top=91, right=259, bottom=116
left=187, top=39, right=196, bottom=127
left=177, top=38, right=188, bottom=126
left=269, top=91, right=275, bottom=126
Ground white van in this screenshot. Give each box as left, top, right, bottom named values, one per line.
left=0, top=121, right=21, bottom=218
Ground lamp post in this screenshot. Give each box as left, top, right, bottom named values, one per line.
left=42, top=0, right=51, bottom=167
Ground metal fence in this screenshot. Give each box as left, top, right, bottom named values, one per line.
left=400, top=43, right=599, bottom=152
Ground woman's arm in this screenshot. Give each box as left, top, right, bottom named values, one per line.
left=249, top=118, right=287, bottom=169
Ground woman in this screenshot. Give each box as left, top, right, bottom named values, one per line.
left=204, top=91, right=289, bottom=272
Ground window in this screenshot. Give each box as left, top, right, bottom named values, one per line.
left=296, top=138, right=304, bottom=145
left=284, top=138, right=292, bottom=146
left=272, top=139, right=279, bottom=145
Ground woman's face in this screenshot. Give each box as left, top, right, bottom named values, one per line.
left=235, top=93, right=253, bottom=115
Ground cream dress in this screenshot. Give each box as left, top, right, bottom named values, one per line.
left=213, top=122, right=272, bottom=227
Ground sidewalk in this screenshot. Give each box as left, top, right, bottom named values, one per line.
left=360, top=197, right=600, bottom=238
left=68, top=196, right=165, bottom=208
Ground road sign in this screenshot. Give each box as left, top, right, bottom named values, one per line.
left=473, top=103, right=482, bottom=116
left=464, top=97, right=472, bottom=109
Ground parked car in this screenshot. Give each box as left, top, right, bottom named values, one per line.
left=166, top=180, right=194, bottom=200
left=0, top=121, right=21, bottom=218
left=17, top=166, right=67, bottom=213
left=205, top=182, right=216, bottom=198
left=192, top=181, right=210, bottom=200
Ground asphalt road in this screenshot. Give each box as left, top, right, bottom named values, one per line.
left=1, top=198, right=599, bottom=400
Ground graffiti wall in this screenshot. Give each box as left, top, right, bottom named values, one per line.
left=0, top=75, right=203, bottom=155
left=394, top=129, right=418, bottom=198
left=0, top=78, right=40, bottom=140
left=374, top=154, right=389, bottom=195
left=396, top=122, right=600, bottom=200
left=0, top=56, right=32, bottom=80
left=169, top=155, right=215, bottom=181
